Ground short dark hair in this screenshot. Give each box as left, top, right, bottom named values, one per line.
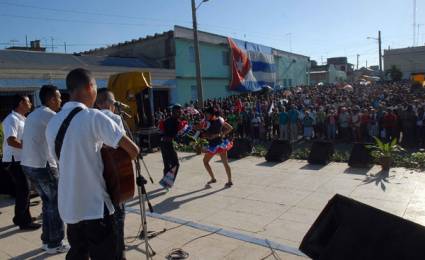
left=39, top=85, right=58, bottom=105
left=95, top=88, right=113, bottom=107
left=12, top=94, right=28, bottom=109
left=66, top=68, right=93, bottom=93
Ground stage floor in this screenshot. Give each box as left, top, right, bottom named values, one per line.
left=1, top=152, right=425, bottom=259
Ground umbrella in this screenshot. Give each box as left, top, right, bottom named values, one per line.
left=343, top=84, right=353, bottom=91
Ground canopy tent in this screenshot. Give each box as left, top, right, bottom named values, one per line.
left=108, top=71, right=151, bottom=131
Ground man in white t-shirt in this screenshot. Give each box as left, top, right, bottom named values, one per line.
left=95, top=88, right=126, bottom=260
left=21, top=85, right=68, bottom=254
left=46, top=68, right=139, bottom=260
left=1, top=94, right=39, bottom=230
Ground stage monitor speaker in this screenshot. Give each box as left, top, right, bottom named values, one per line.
left=348, top=142, right=373, bottom=168
left=308, top=141, right=334, bottom=165
left=300, top=194, right=425, bottom=260
left=136, top=88, right=154, bottom=128
left=228, top=138, right=253, bottom=159
left=265, top=140, right=292, bottom=162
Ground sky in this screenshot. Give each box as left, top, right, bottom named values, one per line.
left=1, top=0, right=424, bottom=67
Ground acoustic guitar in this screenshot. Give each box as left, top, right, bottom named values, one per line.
left=101, top=147, right=135, bottom=205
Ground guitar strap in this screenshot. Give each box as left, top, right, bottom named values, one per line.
left=55, top=107, right=83, bottom=160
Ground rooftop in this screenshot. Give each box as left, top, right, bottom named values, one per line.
left=0, top=49, right=156, bottom=71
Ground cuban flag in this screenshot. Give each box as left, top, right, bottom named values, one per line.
left=228, top=37, right=276, bottom=92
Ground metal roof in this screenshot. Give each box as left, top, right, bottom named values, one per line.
left=0, top=50, right=154, bottom=70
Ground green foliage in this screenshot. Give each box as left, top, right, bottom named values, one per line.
left=331, top=151, right=350, bottom=162
left=385, top=65, right=403, bottom=82
left=252, top=145, right=268, bottom=157
left=366, top=137, right=404, bottom=159
left=290, top=147, right=310, bottom=160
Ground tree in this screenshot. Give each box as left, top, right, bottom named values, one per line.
left=385, top=65, right=403, bottom=81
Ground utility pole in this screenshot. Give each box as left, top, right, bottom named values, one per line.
left=64, top=42, right=67, bottom=53
left=50, top=37, right=54, bottom=52
left=413, top=0, right=417, bottom=46
left=191, top=0, right=204, bottom=108
left=25, top=35, right=28, bottom=48
left=356, top=54, right=360, bottom=70
left=378, top=30, right=383, bottom=75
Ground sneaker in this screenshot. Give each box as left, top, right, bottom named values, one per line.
left=42, top=244, right=48, bottom=251
left=46, top=244, right=70, bottom=255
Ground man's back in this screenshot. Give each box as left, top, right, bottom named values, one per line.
left=46, top=101, right=124, bottom=224
left=22, top=106, right=56, bottom=168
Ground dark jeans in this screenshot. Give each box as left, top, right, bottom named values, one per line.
left=22, top=165, right=64, bottom=248
left=114, top=203, right=125, bottom=260
left=5, top=161, right=32, bottom=226
left=66, top=209, right=117, bottom=260
left=160, top=141, right=180, bottom=180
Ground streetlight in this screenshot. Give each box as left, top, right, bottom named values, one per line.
left=367, top=30, right=383, bottom=77
left=191, top=0, right=209, bottom=109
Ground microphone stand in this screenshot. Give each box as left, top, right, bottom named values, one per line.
left=115, top=104, right=155, bottom=259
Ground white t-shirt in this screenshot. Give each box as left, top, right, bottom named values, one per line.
left=45, top=101, right=124, bottom=224
left=21, top=106, right=57, bottom=168
left=101, top=109, right=125, bottom=132
left=1, top=111, right=26, bottom=162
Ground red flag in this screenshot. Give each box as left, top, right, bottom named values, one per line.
left=228, top=38, right=251, bottom=91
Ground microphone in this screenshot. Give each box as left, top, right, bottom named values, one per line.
left=114, top=101, right=130, bottom=109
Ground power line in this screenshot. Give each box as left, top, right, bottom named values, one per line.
left=0, top=1, right=192, bottom=25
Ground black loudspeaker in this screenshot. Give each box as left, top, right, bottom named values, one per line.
left=0, top=162, right=15, bottom=196
left=228, top=138, right=253, bottom=159
left=348, top=143, right=373, bottom=168
left=300, top=194, right=425, bottom=260
left=265, top=140, right=292, bottom=162
left=308, top=141, right=334, bottom=165
left=136, top=88, right=154, bottom=128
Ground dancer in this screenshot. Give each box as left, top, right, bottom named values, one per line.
left=202, top=107, right=234, bottom=187
left=158, top=104, right=187, bottom=189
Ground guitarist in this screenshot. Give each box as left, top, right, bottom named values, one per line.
left=95, top=88, right=126, bottom=260
left=46, top=68, right=139, bottom=260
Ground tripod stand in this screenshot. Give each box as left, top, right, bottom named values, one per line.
left=115, top=105, right=155, bottom=259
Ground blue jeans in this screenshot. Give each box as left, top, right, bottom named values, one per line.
left=22, top=165, right=64, bottom=248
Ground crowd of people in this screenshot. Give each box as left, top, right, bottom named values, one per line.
left=155, top=82, right=425, bottom=148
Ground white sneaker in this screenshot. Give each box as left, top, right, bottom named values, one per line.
left=46, top=244, right=70, bottom=255
left=41, top=244, right=48, bottom=251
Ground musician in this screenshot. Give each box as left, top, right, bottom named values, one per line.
left=95, top=88, right=126, bottom=260
left=21, top=85, right=68, bottom=254
left=46, top=68, right=140, bottom=260
left=158, top=104, right=186, bottom=189
left=202, top=107, right=234, bottom=187
left=1, top=94, right=40, bottom=230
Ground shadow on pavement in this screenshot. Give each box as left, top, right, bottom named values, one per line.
left=256, top=161, right=283, bottom=167
left=300, top=163, right=326, bottom=171
left=9, top=248, right=49, bottom=260
left=361, top=170, right=390, bottom=191
left=152, top=186, right=226, bottom=214
left=343, top=166, right=373, bottom=175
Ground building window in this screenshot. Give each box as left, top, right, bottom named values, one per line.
left=222, top=51, right=229, bottom=66
left=191, top=85, right=197, bottom=101
left=288, top=79, right=292, bottom=87
left=188, top=46, right=195, bottom=63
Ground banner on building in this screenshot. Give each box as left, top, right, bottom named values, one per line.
left=228, top=38, right=276, bottom=92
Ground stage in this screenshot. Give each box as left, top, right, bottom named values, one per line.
left=1, top=152, right=425, bottom=259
